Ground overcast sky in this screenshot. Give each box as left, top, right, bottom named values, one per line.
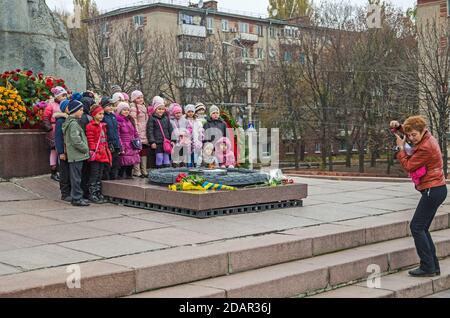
left=45, top=0, right=416, bottom=15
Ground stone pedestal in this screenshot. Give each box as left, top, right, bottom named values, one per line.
left=0, top=0, right=86, bottom=91
left=0, top=130, right=49, bottom=179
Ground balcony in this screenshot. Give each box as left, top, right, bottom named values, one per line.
left=241, top=82, right=259, bottom=89
left=178, top=52, right=206, bottom=60
left=238, top=32, right=259, bottom=43
left=179, top=78, right=207, bottom=89
left=178, top=24, right=207, bottom=38
left=235, top=57, right=259, bottom=65
left=279, top=37, right=301, bottom=46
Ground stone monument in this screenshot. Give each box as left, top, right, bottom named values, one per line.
left=0, top=0, right=86, bottom=91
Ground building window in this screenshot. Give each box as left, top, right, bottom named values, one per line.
left=299, top=53, right=305, bottom=65
left=269, top=26, right=276, bottom=38
left=102, top=41, right=110, bottom=58
left=315, top=143, right=321, bottom=153
left=138, top=66, right=145, bottom=79
left=207, top=17, right=214, bottom=30
left=284, top=51, right=292, bottom=62
left=181, top=14, right=193, bottom=25
left=239, top=22, right=249, bottom=33
left=448, top=0, right=450, bottom=16
left=101, top=22, right=110, bottom=34
left=257, top=48, right=264, bottom=59
left=135, top=29, right=144, bottom=53
left=222, top=19, right=229, bottom=32
left=256, top=25, right=263, bottom=37
left=242, top=47, right=249, bottom=58
left=134, top=15, right=145, bottom=28
left=339, top=141, right=346, bottom=152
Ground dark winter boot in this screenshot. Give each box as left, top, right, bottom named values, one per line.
left=96, top=181, right=107, bottom=204
left=88, top=183, right=102, bottom=204
left=51, top=168, right=60, bottom=182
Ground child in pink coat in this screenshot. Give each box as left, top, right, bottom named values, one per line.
left=42, top=86, right=68, bottom=181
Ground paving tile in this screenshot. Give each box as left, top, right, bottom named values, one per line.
left=126, top=227, right=221, bottom=246
left=0, top=214, right=62, bottom=230
left=0, top=263, right=21, bottom=276
left=350, top=198, right=419, bottom=212
left=0, top=230, right=44, bottom=252
left=224, top=211, right=323, bottom=230
left=276, top=204, right=372, bottom=222
left=172, top=219, right=273, bottom=239
left=77, top=216, right=169, bottom=234
left=10, top=224, right=114, bottom=244
left=129, top=212, right=193, bottom=224
left=0, top=199, right=69, bottom=213
left=310, top=192, right=393, bottom=204
left=0, top=245, right=99, bottom=270
left=59, top=235, right=168, bottom=258
left=34, top=207, right=132, bottom=223
left=14, top=177, right=60, bottom=201
left=0, top=183, right=40, bottom=201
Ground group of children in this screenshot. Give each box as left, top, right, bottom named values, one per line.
left=43, top=85, right=236, bottom=207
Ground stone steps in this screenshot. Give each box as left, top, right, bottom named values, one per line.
left=0, top=208, right=449, bottom=298
left=308, top=257, right=450, bottom=298
left=124, top=228, right=450, bottom=298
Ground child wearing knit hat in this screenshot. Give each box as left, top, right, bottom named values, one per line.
left=147, top=102, right=174, bottom=169
left=62, top=100, right=90, bottom=207
left=85, top=106, right=112, bottom=204
left=184, top=104, right=203, bottom=168
left=54, top=100, right=71, bottom=202
left=170, top=103, right=188, bottom=167
left=130, top=90, right=150, bottom=178
left=195, top=102, right=207, bottom=126
left=43, top=86, right=69, bottom=182
left=116, top=102, right=141, bottom=179
left=101, top=97, right=121, bottom=180
left=203, top=105, right=227, bottom=145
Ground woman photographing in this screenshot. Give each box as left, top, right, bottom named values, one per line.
left=391, top=116, right=447, bottom=277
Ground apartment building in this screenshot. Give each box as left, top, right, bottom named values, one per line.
left=85, top=0, right=308, bottom=106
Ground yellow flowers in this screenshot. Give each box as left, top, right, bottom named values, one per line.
left=0, top=86, right=27, bottom=126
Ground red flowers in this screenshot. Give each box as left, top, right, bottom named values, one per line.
left=25, top=70, right=33, bottom=77
left=176, top=173, right=188, bottom=183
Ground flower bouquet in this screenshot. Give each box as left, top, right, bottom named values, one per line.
left=169, top=173, right=237, bottom=192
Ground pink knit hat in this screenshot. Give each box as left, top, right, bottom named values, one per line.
left=170, top=103, right=182, bottom=115
left=51, top=86, right=67, bottom=98
left=131, top=90, right=143, bottom=102
left=122, top=93, right=130, bottom=101
left=115, top=102, right=130, bottom=115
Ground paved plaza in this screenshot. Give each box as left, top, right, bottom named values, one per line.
left=0, top=176, right=439, bottom=275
